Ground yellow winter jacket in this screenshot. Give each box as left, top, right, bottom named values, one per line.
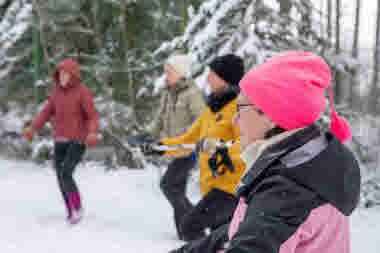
left=161, top=99, right=246, bottom=196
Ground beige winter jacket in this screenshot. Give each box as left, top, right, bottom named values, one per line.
left=148, top=78, right=205, bottom=138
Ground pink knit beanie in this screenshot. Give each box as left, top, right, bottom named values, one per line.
left=239, top=51, right=351, bottom=143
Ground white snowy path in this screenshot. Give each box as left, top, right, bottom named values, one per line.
left=0, top=158, right=379, bottom=253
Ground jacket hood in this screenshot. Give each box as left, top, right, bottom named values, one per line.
left=282, top=132, right=361, bottom=216
left=237, top=125, right=361, bottom=216
left=53, top=59, right=81, bottom=88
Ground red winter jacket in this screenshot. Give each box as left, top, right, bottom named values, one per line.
left=31, top=59, right=99, bottom=141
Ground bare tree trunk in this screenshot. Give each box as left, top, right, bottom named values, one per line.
left=182, top=0, right=190, bottom=52
left=327, top=0, right=332, bottom=49
left=369, top=0, right=380, bottom=114
left=183, top=0, right=189, bottom=31
left=32, top=0, right=52, bottom=78
left=91, top=1, right=103, bottom=50
left=320, top=0, right=326, bottom=55
left=277, top=0, right=292, bottom=16
left=120, top=2, right=137, bottom=114
left=350, top=0, right=361, bottom=110
left=300, top=0, right=312, bottom=38
left=253, top=0, right=263, bottom=34
left=109, top=2, right=142, bottom=168
left=127, top=18, right=137, bottom=111
left=320, top=0, right=324, bottom=35
left=334, top=0, right=343, bottom=104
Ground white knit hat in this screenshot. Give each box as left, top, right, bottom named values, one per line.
left=166, top=54, right=192, bottom=78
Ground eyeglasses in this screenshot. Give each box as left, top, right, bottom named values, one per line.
left=236, top=103, right=263, bottom=119
left=236, top=104, right=253, bottom=113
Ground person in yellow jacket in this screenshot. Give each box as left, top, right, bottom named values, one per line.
left=145, top=54, right=246, bottom=242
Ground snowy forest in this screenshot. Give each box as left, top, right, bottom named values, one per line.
left=1, top=1, right=380, bottom=251
left=1, top=0, right=380, bottom=203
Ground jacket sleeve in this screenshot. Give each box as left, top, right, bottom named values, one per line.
left=161, top=110, right=204, bottom=146
left=173, top=224, right=229, bottom=253
left=224, top=177, right=323, bottom=253
left=31, top=91, right=55, bottom=131
left=146, top=93, right=166, bottom=138
left=81, top=86, right=99, bottom=135
left=188, top=87, right=205, bottom=122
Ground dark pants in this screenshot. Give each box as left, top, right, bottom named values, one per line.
left=180, top=188, right=239, bottom=242
left=160, top=154, right=197, bottom=239
left=54, top=141, right=86, bottom=206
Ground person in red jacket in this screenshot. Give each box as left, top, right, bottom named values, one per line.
left=21, top=59, right=99, bottom=225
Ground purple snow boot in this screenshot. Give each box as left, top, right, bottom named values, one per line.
left=64, top=198, right=73, bottom=220
left=67, top=191, right=83, bottom=225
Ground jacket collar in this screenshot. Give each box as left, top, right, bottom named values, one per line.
left=241, top=129, right=301, bottom=172
left=236, top=125, right=321, bottom=197
left=167, top=78, right=190, bottom=95
left=206, top=86, right=239, bottom=113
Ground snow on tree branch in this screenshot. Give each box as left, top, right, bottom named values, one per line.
left=0, top=0, right=32, bottom=79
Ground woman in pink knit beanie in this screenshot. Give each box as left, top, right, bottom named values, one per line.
left=168, top=52, right=361, bottom=253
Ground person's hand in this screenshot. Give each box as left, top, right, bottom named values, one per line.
left=196, top=138, right=218, bottom=154
left=85, top=133, right=97, bottom=148
left=20, top=126, right=35, bottom=142
left=168, top=249, right=182, bottom=253
left=168, top=246, right=186, bottom=253
left=196, top=138, right=233, bottom=154
left=141, top=141, right=164, bottom=156
left=127, top=132, right=157, bottom=147
left=208, top=147, right=235, bottom=177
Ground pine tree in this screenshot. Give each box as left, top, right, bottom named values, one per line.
left=0, top=0, right=33, bottom=103
left=154, top=0, right=330, bottom=77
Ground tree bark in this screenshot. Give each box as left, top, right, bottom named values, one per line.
left=120, top=2, right=137, bottom=114
left=300, top=0, right=312, bottom=38
left=31, top=0, right=52, bottom=77
left=350, top=0, right=361, bottom=110
left=183, top=0, right=189, bottom=31
left=334, top=0, right=343, bottom=104
left=91, top=1, right=103, bottom=50
left=320, top=0, right=324, bottom=35
left=369, top=0, right=380, bottom=114
left=277, top=0, right=292, bottom=16
left=327, top=0, right=332, bottom=48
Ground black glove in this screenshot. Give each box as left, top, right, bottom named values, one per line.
left=168, top=246, right=186, bottom=253
left=127, top=132, right=157, bottom=147
left=208, top=147, right=235, bottom=178
left=141, top=141, right=165, bottom=156
left=168, top=250, right=181, bottom=253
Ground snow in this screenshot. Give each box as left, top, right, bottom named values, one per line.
left=0, top=159, right=185, bottom=252
left=153, top=73, right=167, bottom=94
left=191, top=0, right=242, bottom=53
left=351, top=207, right=380, bottom=252
left=0, top=0, right=32, bottom=50
left=313, top=1, right=377, bottom=61
left=0, top=158, right=378, bottom=252
left=0, top=108, right=29, bottom=133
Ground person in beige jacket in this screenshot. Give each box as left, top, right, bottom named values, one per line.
left=148, top=55, right=204, bottom=138
left=145, top=54, right=205, bottom=240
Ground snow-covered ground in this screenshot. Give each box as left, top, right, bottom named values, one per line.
left=0, top=158, right=379, bottom=253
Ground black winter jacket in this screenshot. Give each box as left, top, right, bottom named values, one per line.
left=171, top=125, right=361, bottom=253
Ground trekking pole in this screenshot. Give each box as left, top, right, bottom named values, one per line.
left=150, top=138, right=234, bottom=154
